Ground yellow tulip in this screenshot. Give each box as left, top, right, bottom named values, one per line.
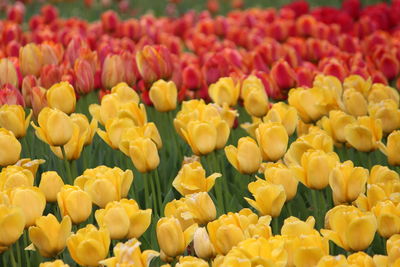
left=329, top=160, right=368, bottom=205
left=8, top=186, right=46, bottom=227
left=343, top=75, right=372, bottom=97
left=225, top=137, right=262, bottom=174
left=0, top=165, right=34, bottom=191
left=317, top=110, right=356, bottom=144
left=243, top=86, right=269, bottom=118
left=165, top=199, right=196, bottom=231
left=50, top=123, right=87, bottom=160
left=263, top=162, right=298, bottom=201
left=264, top=102, right=298, bottom=136
left=256, top=121, right=288, bottom=161
left=57, top=185, right=92, bottom=224
left=354, top=182, right=400, bottom=212
left=368, top=83, right=399, bottom=106
left=97, top=117, right=136, bottom=149
left=149, top=79, right=177, bottom=112
left=347, top=252, right=375, bottom=267
left=193, top=227, right=215, bottom=259
left=122, top=137, right=160, bottom=173
left=313, top=74, right=343, bottom=110
left=182, top=120, right=217, bottom=155
left=156, top=216, right=198, bottom=258
left=0, top=58, right=18, bottom=88
left=15, top=158, right=45, bottom=178
left=371, top=200, right=400, bottom=238
left=342, top=88, right=368, bottom=117
left=39, top=260, right=70, bottom=267
left=95, top=199, right=151, bottom=240
left=119, top=122, right=162, bottom=151
left=241, top=75, right=264, bottom=99
left=0, top=104, right=32, bottom=138
left=291, top=149, right=339, bottom=190
left=384, top=130, right=400, bottom=165
left=316, top=255, right=348, bottom=267
left=31, top=107, right=73, bottom=147
left=387, top=234, right=400, bottom=265
left=368, top=99, right=400, bottom=134
left=0, top=128, right=21, bottom=166
left=111, top=82, right=140, bottom=104
left=245, top=178, right=286, bottom=217
left=372, top=255, right=389, bottom=267
left=28, top=214, right=71, bottom=258
left=211, top=103, right=238, bottom=128
left=172, top=161, right=221, bottom=196
left=46, top=82, right=76, bottom=114
left=117, top=102, right=148, bottom=127
left=19, top=43, right=43, bottom=76
left=67, top=224, right=110, bottom=267
left=344, top=116, right=382, bottom=152
left=70, top=113, right=98, bottom=145
left=368, top=165, right=399, bottom=184
left=175, top=256, right=209, bottom=267
left=0, top=204, right=25, bottom=248
left=39, top=171, right=64, bottom=202
left=321, top=205, right=377, bottom=251
left=74, top=166, right=133, bottom=208
left=99, top=238, right=159, bottom=267
left=209, top=77, right=240, bottom=107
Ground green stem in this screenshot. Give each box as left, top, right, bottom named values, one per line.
left=149, top=172, right=159, bottom=216
left=61, top=146, right=73, bottom=185
left=22, top=137, right=30, bottom=158
left=144, top=174, right=150, bottom=211
left=272, top=217, right=280, bottom=235
left=23, top=231, right=31, bottom=267
left=9, top=245, right=17, bottom=267
left=15, top=237, right=21, bottom=266
left=285, top=201, right=293, bottom=217
left=311, top=189, right=321, bottom=229
left=206, top=154, right=225, bottom=215
left=154, top=169, right=163, bottom=216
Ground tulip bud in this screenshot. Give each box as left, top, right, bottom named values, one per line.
left=256, top=122, right=288, bottom=161
left=101, top=10, right=120, bottom=32
left=342, top=88, right=368, bottom=117
left=0, top=58, right=19, bottom=88
left=368, top=83, right=399, bottom=106
left=0, top=165, right=34, bottom=191
left=19, top=43, right=43, bottom=77
left=39, top=171, right=64, bottom=202
left=270, top=59, right=297, bottom=91
left=57, top=185, right=92, bottom=224
left=0, top=104, right=32, bottom=138
left=30, top=86, right=48, bottom=119
left=182, top=65, right=202, bottom=90
left=136, top=45, right=173, bottom=84
left=264, top=102, right=298, bottom=136
left=193, top=227, right=215, bottom=259
left=225, top=137, right=262, bottom=174
left=50, top=123, right=87, bottom=161
left=40, top=43, right=62, bottom=66
left=317, top=110, right=356, bottom=144
left=46, top=82, right=76, bottom=115
left=0, top=204, right=25, bottom=248
left=22, top=75, right=38, bottom=107
left=368, top=100, right=400, bottom=134
left=101, top=54, right=125, bottom=89
left=344, top=116, right=382, bottom=152
left=384, top=131, right=400, bottom=166
left=124, top=137, right=160, bottom=173
left=263, top=162, right=298, bottom=201
left=208, top=77, right=240, bottom=107
left=40, top=64, right=62, bottom=89
left=372, top=200, right=400, bottom=239
left=149, top=79, right=177, bottom=112
left=70, top=113, right=97, bottom=146
left=182, top=120, right=217, bottom=156
left=0, top=128, right=21, bottom=167
left=74, top=59, right=95, bottom=95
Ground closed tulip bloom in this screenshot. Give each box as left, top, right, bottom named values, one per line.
left=67, top=224, right=110, bottom=267
left=243, top=87, right=270, bottom=118
left=0, top=128, right=21, bottom=166
left=344, top=116, right=382, bottom=152
left=74, top=166, right=133, bottom=208
left=368, top=83, right=399, bottom=106
left=57, top=185, right=92, bottom=224
left=193, top=227, right=215, bottom=259
left=291, top=149, right=339, bottom=190
left=46, top=82, right=76, bottom=115
left=97, top=117, right=136, bottom=149
left=119, top=123, right=162, bottom=151
left=156, top=216, right=198, bottom=258
left=50, top=123, right=87, bottom=160
left=209, top=77, right=240, bottom=107
left=241, top=75, right=266, bottom=100
left=329, top=161, right=368, bottom=205
left=184, top=192, right=217, bottom=225
left=368, top=165, right=399, bottom=185
left=123, top=137, right=160, bottom=173
left=0, top=165, right=34, bottom=191
left=31, top=107, right=73, bottom=147
left=9, top=186, right=46, bottom=227
left=225, top=137, right=262, bottom=174
left=245, top=178, right=286, bottom=217
left=317, top=110, right=356, bottom=144
left=70, top=113, right=97, bottom=145
left=165, top=199, right=196, bottom=231
left=182, top=120, right=217, bottom=155
left=118, top=102, right=148, bottom=127
left=39, top=260, right=69, bottom=267
left=111, top=83, right=140, bottom=104
left=31, top=86, right=48, bottom=119
left=0, top=204, right=25, bottom=248
left=28, top=214, right=72, bottom=258
left=0, top=58, right=19, bottom=88
left=175, top=256, right=209, bottom=267
left=102, top=54, right=125, bottom=89
left=99, top=238, right=159, bottom=267
left=383, top=131, right=400, bottom=166
left=39, top=171, right=64, bottom=202
left=95, top=199, right=151, bottom=240
left=263, top=162, right=298, bottom=201
left=347, top=252, right=375, bottom=267
left=368, top=100, right=400, bottom=134
left=321, top=205, right=377, bottom=251
left=264, top=102, right=298, bottom=136
left=172, top=161, right=221, bottom=196
left=372, top=200, right=400, bottom=238
left=387, top=234, right=400, bottom=265
left=256, top=122, right=288, bottom=161
left=343, top=75, right=372, bottom=98
left=19, top=43, right=43, bottom=77
left=149, top=79, right=177, bottom=112
left=342, top=88, right=368, bottom=117
left=0, top=105, right=31, bottom=139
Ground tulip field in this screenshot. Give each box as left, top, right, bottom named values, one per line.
left=3, top=0, right=400, bottom=266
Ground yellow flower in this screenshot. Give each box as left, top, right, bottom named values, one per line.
left=387, top=234, right=400, bottom=265
left=368, top=83, right=399, bottom=106
left=316, top=255, right=348, bottom=267
left=371, top=200, right=400, bottom=238
left=225, top=137, right=262, bottom=174
left=117, top=102, right=148, bottom=127
left=0, top=104, right=32, bottom=138
left=313, top=74, right=343, bottom=110
left=111, top=82, right=140, bottom=104
left=0, top=165, right=34, bottom=191
left=67, top=224, right=110, bottom=267
left=344, top=116, right=382, bottom=152
left=57, top=185, right=92, bottom=224
left=74, top=166, right=133, bottom=208
left=97, top=117, right=136, bottom=149
left=354, top=182, right=400, bottom=212
left=321, top=205, right=377, bottom=251
left=149, top=79, right=177, bottom=112
left=164, top=199, right=196, bottom=231
left=317, top=110, right=356, bottom=144
left=46, top=82, right=76, bottom=114
left=50, top=123, right=87, bottom=160
left=383, top=130, right=400, bottom=165
left=347, top=252, right=375, bottom=267
left=121, top=137, right=160, bottom=173
left=209, top=77, right=240, bottom=107
left=19, top=43, right=43, bottom=76
left=245, top=179, right=286, bottom=217
left=39, top=171, right=64, bottom=203
left=329, top=160, right=368, bottom=205
left=211, top=103, right=238, bottom=128
left=99, top=238, right=159, bottom=267
left=343, top=75, right=372, bottom=97
left=175, top=256, right=209, bottom=267
left=263, top=162, right=298, bottom=201
left=156, top=216, right=198, bottom=258
left=243, top=87, right=269, bottom=118
left=15, top=158, right=45, bottom=178
left=264, top=102, right=298, bottom=136
left=0, top=128, right=21, bottom=166
left=368, top=165, right=399, bottom=185
left=291, top=149, right=339, bottom=190
left=0, top=58, right=18, bottom=88
left=0, top=204, right=25, bottom=248
left=31, top=107, right=73, bottom=147
left=193, top=227, right=215, bottom=259
left=182, top=120, right=217, bottom=155
left=8, top=186, right=46, bottom=227
left=39, top=260, right=70, bottom=267
left=342, top=88, right=368, bottom=117
left=172, top=161, right=221, bottom=196
left=368, top=99, right=400, bottom=134
left=118, top=123, right=162, bottom=151
left=256, top=121, right=288, bottom=161
left=95, top=199, right=151, bottom=240
left=372, top=255, right=389, bottom=267
left=28, top=214, right=71, bottom=258
left=70, top=113, right=98, bottom=145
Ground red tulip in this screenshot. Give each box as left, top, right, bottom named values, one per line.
left=0, top=84, right=25, bottom=106
left=74, top=59, right=95, bottom=94
left=270, top=59, right=297, bottom=91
